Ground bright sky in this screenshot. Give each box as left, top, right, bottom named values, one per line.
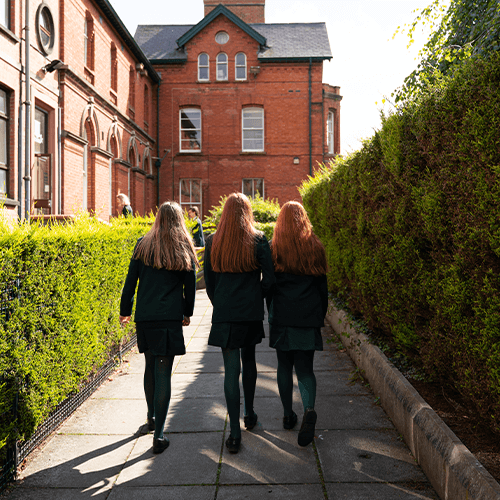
left=114, top=0, right=433, bottom=155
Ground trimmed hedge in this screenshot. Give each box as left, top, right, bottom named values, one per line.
left=0, top=213, right=153, bottom=448
left=301, top=54, right=500, bottom=432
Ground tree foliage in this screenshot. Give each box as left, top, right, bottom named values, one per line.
left=394, top=0, right=500, bottom=102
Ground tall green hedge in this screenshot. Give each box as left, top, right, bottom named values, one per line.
left=0, top=213, right=153, bottom=447
left=301, top=54, right=500, bottom=432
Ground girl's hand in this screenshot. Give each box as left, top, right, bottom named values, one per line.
left=120, top=316, right=131, bottom=325
left=182, top=316, right=190, bottom=326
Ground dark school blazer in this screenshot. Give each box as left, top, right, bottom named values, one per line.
left=192, top=217, right=205, bottom=247
left=266, top=272, right=328, bottom=328
left=204, top=233, right=275, bottom=324
left=120, top=240, right=196, bottom=322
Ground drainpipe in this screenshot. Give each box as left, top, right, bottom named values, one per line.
left=24, top=0, right=31, bottom=220
left=156, top=76, right=161, bottom=208
left=17, top=83, right=23, bottom=219
left=57, top=106, right=61, bottom=214
left=308, top=57, right=312, bottom=176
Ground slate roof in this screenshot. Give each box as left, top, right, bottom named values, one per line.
left=135, top=22, right=332, bottom=63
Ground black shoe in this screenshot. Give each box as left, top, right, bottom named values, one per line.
left=244, top=412, right=258, bottom=430
left=153, top=437, right=170, bottom=454
left=225, top=435, right=241, bottom=454
left=139, top=417, right=155, bottom=435
left=283, top=411, right=298, bottom=430
left=298, top=409, right=317, bottom=447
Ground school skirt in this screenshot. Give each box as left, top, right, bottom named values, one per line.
left=269, top=325, right=323, bottom=352
left=208, top=321, right=265, bottom=349
left=136, top=320, right=186, bottom=356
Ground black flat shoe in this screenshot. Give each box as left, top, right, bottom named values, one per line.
left=225, top=435, right=241, bottom=454
left=153, top=437, right=170, bottom=454
left=140, top=417, right=155, bottom=435
left=283, top=411, right=298, bottom=430
left=298, top=408, right=317, bottom=447
left=244, top=412, right=258, bottom=430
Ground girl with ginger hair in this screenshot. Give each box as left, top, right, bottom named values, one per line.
left=267, top=201, right=328, bottom=447
left=120, top=202, right=199, bottom=454
left=204, top=193, right=274, bottom=454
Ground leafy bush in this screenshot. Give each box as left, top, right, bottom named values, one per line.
left=0, top=213, right=153, bottom=448
left=203, top=194, right=280, bottom=239
left=301, top=54, right=500, bottom=433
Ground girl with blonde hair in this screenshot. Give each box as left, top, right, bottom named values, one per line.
left=267, top=201, right=328, bottom=447
left=120, top=201, right=199, bottom=454
left=204, top=193, right=274, bottom=453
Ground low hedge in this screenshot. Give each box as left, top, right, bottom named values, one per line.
left=0, top=213, right=153, bottom=448
left=300, top=54, right=500, bottom=432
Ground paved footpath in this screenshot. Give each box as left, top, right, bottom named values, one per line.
left=4, top=290, right=439, bottom=499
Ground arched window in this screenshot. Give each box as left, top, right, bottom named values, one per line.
left=198, top=53, right=209, bottom=81
left=235, top=53, right=246, bottom=80
left=216, top=53, right=228, bottom=81
left=327, top=111, right=334, bottom=154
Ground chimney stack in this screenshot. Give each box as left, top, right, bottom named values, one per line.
left=204, top=0, right=265, bottom=23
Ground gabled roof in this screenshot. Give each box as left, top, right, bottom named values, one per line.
left=93, top=0, right=160, bottom=81
left=177, top=4, right=266, bottom=48
left=135, top=22, right=332, bottom=64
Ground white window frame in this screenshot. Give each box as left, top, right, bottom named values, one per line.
left=179, top=108, right=202, bottom=152
left=327, top=111, right=334, bottom=154
left=242, top=178, right=264, bottom=199
left=179, top=179, right=202, bottom=215
left=1, top=0, right=9, bottom=29
left=198, top=53, right=209, bottom=81
left=84, top=18, right=88, bottom=67
left=235, top=52, right=247, bottom=81
left=0, top=88, right=8, bottom=196
left=216, top=53, right=228, bottom=81
left=242, top=107, right=264, bottom=152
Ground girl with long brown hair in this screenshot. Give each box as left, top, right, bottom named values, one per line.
left=267, top=201, right=328, bottom=447
left=120, top=202, right=199, bottom=454
left=204, top=193, right=274, bottom=454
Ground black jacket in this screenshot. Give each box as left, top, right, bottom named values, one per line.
left=192, top=217, right=205, bottom=247
left=267, top=272, right=328, bottom=328
left=204, top=233, right=275, bottom=323
left=120, top=240, right=196, bottom=322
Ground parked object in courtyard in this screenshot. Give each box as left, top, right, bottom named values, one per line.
left=204, top=193, right=275, bottom=454
left=119, top=202, right=198, bottom=454
left=267, top=201, right=328, bottom=447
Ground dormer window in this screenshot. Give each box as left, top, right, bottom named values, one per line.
left=215, top=31, right=229, bottom=44
left=235, top=53, right=247, bottom=80
left=216, top=53, right=228, bottom=81
left=198, top=53, right=209, bottom=81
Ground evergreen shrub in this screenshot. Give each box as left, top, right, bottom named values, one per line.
left=300, top=54, right=500, bottom=432
left=0, top=213, right=153, bottom=448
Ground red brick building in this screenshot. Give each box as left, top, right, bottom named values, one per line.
left=0, top=0, right=340, bottom=221
left=136, top=0, right=341, bottom=216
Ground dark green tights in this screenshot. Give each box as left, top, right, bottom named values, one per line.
left=276, top=350, right=316, bottom=416
left=143, top=351, right=174, bottom=440
left=222, top=346, right=257, bottom=440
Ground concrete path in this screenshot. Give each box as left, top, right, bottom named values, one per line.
left=4, top=290, right=439, bottom=499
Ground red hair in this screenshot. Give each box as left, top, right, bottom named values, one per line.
left=272, top=201, right=327, bottom=276
left=211, top=193, right=260, bottom=273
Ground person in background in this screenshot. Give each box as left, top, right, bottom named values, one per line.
left=204, top=193, right=274, bottom=454
left=267, top=201, right=328, bottom=447
left=117, top=193, right=133, bottom=217
left=120, top=202, right=198, bottom=454
left=188, top=206, right=205, bottom=247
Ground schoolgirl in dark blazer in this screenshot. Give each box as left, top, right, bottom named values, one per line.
left=120, top=202, right=198, bottom=454
left=204, top=193, right=275, bottom=454
left=266, top=201, right=328, bottom=447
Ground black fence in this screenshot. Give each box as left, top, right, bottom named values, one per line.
left=0, top=327, right=137, bottom=493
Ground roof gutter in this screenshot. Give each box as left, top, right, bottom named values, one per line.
left=309, top=57, right=312, bottom=176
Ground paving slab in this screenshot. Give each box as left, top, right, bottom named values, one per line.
left=174, top=351, right=224, bottom=373
left=317, top=429, right=429, bottom=483
left=164, top=397, right=227, bottom=432
left=170, top=372, right=226, bottom=399
left=219, top=430, right=320, bottom=485
left=108, top=485, right=217, bottom=500
left=115, top=432, right=222, bottom=486
left=217, top=484, right=325, bottom=499
left=326, top=482, right=439, bottom=499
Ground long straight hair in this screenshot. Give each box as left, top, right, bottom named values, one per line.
left=272, top=201, right=327, bottom=276
left=133, top=201, right=199, bottom=270
left=211, top=193, right=260, bottom=273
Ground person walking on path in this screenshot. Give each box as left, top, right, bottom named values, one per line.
left=188, top=206, right=205, bottom=247
left=266, top=201, right=328, bottom=447
left=117, top=193, right=133, bottom=217
left=204, top=193, right=275, bottom=454
left=119, top=201, right=198, bottom=454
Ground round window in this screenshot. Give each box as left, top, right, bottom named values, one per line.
left=36, top=4, right=55, bottom=55
left=215, top=31, right=229, bottom=44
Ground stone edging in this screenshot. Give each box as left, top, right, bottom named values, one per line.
left=326, top=303, right=500, bottom=500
